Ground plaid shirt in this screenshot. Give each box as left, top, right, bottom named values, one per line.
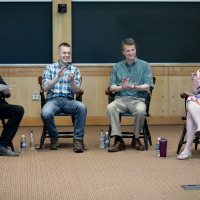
left=42, top=62, right=81, bottom=100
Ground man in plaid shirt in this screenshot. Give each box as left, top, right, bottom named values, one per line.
left=41, top=42, right=87, bottom=153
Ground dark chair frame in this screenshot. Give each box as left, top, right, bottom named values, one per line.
left=38, top=76, right=84, bottom=149
left=105, top=77, right=156, bottom=150
left=176, top=92, right=200, bottom=154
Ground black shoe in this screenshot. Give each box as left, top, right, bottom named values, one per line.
left=73, top=139, right=84, bottom=153
left=50, top=137, right=59, bottom=150
left=0, top=145, right=19, bottom=156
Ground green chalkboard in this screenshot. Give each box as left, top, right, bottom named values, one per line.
left=72, top=2, right=200, bottom=63
left=0, top=2, right=52, bottom=64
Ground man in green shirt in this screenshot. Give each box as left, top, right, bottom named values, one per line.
left=107, top=38, right=154, bottom=152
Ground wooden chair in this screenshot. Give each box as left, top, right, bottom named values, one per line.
left=105, top=77, right=156, bottom=150
left=38, top=76, right=84, bottom=149
left=176, top=92, right=200, bottom=154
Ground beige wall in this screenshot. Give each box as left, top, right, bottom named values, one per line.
left=0, top=64, right=199, bottom=126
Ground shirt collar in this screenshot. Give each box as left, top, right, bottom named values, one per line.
left=57, top=61, right=71, bottom=70
left=125, top=58, right=137, bottom=67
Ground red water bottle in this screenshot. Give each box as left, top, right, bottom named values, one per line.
left=159, top=138, right=167, bottom=157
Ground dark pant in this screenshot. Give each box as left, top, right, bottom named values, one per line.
left=0, top=102, right=24, bottom=147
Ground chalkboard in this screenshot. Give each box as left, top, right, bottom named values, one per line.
left=0, top=2, right=52, bottom=64
left=72, top=2, right=200, bottom=63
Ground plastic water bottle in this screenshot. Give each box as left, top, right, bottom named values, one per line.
left=21, top=135, right=26, bottom=154
left=29, top=130, right=35, bottom=150
left=104, top=132, right=110, bottom=149
left=156, top=137, right=161, bottom=156
left=99, top=130, right=105, bottom=148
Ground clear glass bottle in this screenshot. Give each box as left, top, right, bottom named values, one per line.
left=29, top=130, right=35, bottom=150
left=99, top=130, right=105, bottom=149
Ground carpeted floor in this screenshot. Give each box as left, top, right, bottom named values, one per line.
left=0, top=125, right=200, bottom=200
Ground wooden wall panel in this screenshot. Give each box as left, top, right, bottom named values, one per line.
left=1, top=64, right=200, bottom=126
left=168, top=76, right=191, bottom=116
left=53, top=0, right=71, bottom=62
left=5, top=77, right=41, bottom=117
left=81, top=76, right=110, bottom=116
left=149, top=76, right=169, bottom=116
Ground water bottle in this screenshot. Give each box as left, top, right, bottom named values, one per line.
left=21, top=135, right=26, bottom=153
left=29, top=130, right=35, bottom=150
left=104, top=132, right=110, bottom=149
left=99, top=130, right=105, bottom=148
left=156, top=137, right=161, bottom=157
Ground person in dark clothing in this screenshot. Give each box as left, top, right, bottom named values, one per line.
left=0, top=76, right=24, bottom=156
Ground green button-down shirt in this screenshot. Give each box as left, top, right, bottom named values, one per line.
left=109, top=58, right=154, bottom=100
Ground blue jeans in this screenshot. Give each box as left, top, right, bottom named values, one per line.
left=41, top=97, right=87, bottom=140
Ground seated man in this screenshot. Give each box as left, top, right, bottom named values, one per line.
left=41, top=42, right=87, bottom=153
left=0, top=76, right=24, bottom=156
left=107, top=38, right=154, bottom=152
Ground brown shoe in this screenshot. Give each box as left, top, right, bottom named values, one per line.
left=108, top=141, right=126, bottom=152
left=50, top=137, right=59, bottom=150
left=131, top=138, right=145, bottom=151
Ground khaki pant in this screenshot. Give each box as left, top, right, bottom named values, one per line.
left=107, top=96, right=146, bottom=138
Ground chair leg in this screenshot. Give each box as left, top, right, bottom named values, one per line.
left=176, top=124, right=186, bottom=154
left=108, top=124, right=112, bottom=136
left=144, top=118, right=152, bottom=145
left=40, top=127, right=47, bottom=149
left=142, top=127, right=148, bottom=150
left=194, top=137, right=199, bottom=150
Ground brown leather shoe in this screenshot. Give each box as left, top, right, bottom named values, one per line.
left=131, top=138, right=145, bottom=151
left=108, top=141, right=126, bottom=152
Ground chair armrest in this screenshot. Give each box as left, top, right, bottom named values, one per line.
left=4, top=94, right=11, bottom=98
left=38, top=76, right=42, bottom=85
left=39, top=89, right=46, bottom=107
left=180, top=92, right=192, bottom=99
left=76, top=89, right=84, bottom=101
left=105, top=88, right=116, bottom=103
left=105, top=88, right=115, bottom=97
left=0, top=92, right=11, bottom=101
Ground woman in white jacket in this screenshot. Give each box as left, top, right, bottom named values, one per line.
left=177, top=69, right=200, bottom=160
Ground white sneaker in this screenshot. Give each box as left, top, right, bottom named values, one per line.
left=177, top=151, right=192, bottom=160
